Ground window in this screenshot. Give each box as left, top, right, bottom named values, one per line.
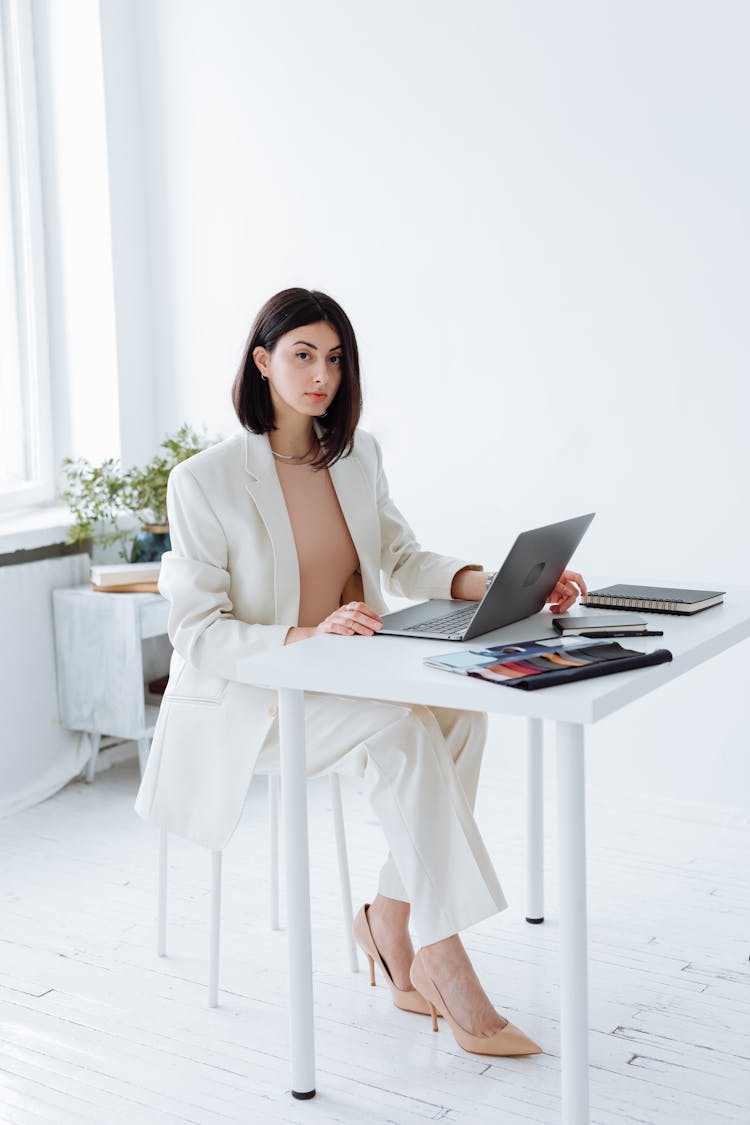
left=0, top=0, right=53, bottom=511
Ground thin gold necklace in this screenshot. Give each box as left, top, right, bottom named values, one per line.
left=270, top=438, right=317, bottom=462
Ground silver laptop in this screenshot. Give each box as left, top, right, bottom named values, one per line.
left=377, top=512, right=595, bottom=641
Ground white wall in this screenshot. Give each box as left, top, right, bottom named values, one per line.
left=111, top=0, right=749, bottom=811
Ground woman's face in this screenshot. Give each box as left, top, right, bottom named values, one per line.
left=253, top=321, right=343, bottom=424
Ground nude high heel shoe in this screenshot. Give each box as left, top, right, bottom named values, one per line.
left=352, top=904, right=433, bottom=1017
left=410, top=949, right=543, bottom=1056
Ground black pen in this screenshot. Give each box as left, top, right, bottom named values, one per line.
left=575, top=630, right=664, bottom=639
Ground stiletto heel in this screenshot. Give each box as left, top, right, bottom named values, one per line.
left=352, top=904, right=433, bottom=1017
left=410, top=949, right=543, bottom=1057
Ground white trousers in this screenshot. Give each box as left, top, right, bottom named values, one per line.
left=255, top=694, right=508, bottom=946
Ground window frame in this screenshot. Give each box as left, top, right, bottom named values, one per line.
left=0, top=0, right=54, bottom=513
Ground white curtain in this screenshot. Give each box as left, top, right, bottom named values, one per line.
left=0, top=552, right=92, bottom=819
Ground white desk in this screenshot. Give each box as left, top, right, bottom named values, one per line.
left=237, top=586, right=750, bottom=1121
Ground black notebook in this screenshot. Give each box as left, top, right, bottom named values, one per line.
left=552, top=613, right=647, bottom=636
left=581, top=584, right=724, bottom=615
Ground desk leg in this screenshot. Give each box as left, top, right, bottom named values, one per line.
left=525, top=718, right=544, bottom=923
left=278, top=687, right=316, bottom=1100
left=556, top=721, right=590, bottom=1125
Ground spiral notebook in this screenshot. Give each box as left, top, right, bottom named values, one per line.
left=581, top=584, right=724, bottom=615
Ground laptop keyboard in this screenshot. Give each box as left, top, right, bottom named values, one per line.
left=399, top=605, right=477, bottom=634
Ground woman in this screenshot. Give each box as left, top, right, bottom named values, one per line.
left=135, top=287, right=586, bottom=1057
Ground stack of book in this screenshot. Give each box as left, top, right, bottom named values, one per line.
left=90, top=562, right=161, bottom=593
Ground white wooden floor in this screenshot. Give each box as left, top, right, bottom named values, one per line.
left=1, top=736, right=748, bottom=1125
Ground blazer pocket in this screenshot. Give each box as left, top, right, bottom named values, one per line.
left=166, top=692, right=226, bottom=707
left=164, top=664, right=229, bottom=706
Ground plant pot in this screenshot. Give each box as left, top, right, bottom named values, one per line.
left=130, top=523, right=171, bottom=563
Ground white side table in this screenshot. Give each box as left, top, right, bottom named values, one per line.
left=52, top=585, right=170, bottom=781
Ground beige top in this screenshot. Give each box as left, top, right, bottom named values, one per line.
left=274, top=458, right=360, bottom=628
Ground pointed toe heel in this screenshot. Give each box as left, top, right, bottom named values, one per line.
left=409, top=950, right=543, bottom=1057
left=352, top=904, right=433, bottom=1017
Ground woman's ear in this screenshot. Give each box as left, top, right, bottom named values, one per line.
left=252, top=345, right=268, bottom=378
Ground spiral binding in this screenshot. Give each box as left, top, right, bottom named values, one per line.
left=584, top=594, right=682, bottom=613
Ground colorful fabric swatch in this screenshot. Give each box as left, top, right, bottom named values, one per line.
left=424, top=636, right=673, bottom=691
left=544, top=652, right=590, bottom=668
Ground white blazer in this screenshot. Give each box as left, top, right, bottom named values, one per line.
left=134, top=423, right=479, bottom=851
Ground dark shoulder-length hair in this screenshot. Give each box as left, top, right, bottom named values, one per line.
left=231, top=287, right=362, bottom=470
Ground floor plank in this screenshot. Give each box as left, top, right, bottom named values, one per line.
left=1, top=749, right=748, bottom=1125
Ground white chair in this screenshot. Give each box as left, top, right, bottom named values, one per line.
left=156, top=771, right=358, bottom=1006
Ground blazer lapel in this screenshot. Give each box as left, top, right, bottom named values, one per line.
left=325, top=432, right=384, bottom=612
left=243, top=432, right=300, bottom=624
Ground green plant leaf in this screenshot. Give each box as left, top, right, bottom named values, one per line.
left=57, top=423, right=220, bottom=555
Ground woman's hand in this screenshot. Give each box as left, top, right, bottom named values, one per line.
left=547, top=570, right=587, bottom=614
left=316, top=601, right=384, bottom=637
left=283, top=602, right=383, bottom=645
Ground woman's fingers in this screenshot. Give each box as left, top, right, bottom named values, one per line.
left=564, top=570, right=587, bottom=598
left=343, top=603, right=383, bottom=635
left=319, top=602, right=383, bottom=636
left=548, top=570, right=587, bottom=614
left=345, top=601, right=382, bottom=621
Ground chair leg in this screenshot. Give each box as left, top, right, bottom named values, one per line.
left=85, top=731, right=100, bottom=783
left=137, top=737, right=151, bottom=778
left=208, top=850, right=222, bottom=1007
left=329, top=773, right=358, bottom=973
left=157, top=829, right=168, bottom=956
left=269, top=774, right=281, bottom=930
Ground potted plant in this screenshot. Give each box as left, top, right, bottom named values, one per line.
left=59, top=422, right=219, bottom=562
